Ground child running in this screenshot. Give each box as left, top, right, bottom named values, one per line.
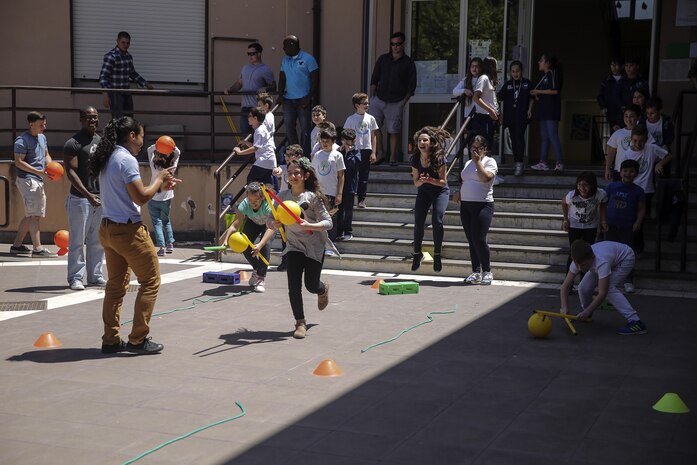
left=221, top=182, right=275, bottom=292
left=271, top=157, right=334, bottom=339
left=560, top=239, right=647, bottom=335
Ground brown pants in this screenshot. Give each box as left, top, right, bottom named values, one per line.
left=99, top=221, right=160, bottom=345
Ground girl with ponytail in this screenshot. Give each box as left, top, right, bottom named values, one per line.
left=94, top=116, right=181, bottom=356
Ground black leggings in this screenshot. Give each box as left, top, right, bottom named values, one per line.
left=242, top=220, right=269, bottom=277
left=506, top=121, right=528, bottom=163
left=460, top=201, right=494, bottom=273
left=286, top=251, right=326, bottom=321
left=413, top=187, right=449, bottom=254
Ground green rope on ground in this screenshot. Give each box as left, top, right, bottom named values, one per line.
left=121, top=292, right=247, bottom=326
left=360, top=305, right=458, bottom=353
left=121, top=401, right=247, bottom=465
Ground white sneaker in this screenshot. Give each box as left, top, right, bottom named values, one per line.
left=530, top=161, right=549, bottom=171
left=493, top=175, right=504, bottom=185
left=624, top=282, right=635, bottom=293
left=254, top=277, right=266, bottom=293
left=481, top=272, right=494, bottom=285
left=514, top=162, right=523, bottom=176
left=70, top=281, right=85, bottom=291
left=464, top=272, right=482, bottom=285
left=249, top=271, right=258, bottom=287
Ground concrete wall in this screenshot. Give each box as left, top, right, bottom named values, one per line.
left=0, top=160, right=250, bottom=243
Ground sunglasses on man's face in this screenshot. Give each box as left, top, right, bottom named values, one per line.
left=247, top=51, right=259, bottom=56
left=390, top=41, right=403, bottom=47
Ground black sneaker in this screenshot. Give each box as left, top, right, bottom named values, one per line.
left=10, top=245, right=31, bottom=254
left=617, top=320, right=647, bottom=336
left=32, top=248, right=58, bottom=258
left=433, top=254, right=442, bottom=272
left=125, top=337, right=164, bottom=354
left=277, top=257, right=287, bottom=272
left=411, top=252, right=424, bottom=271
left=101, top=340, right=127, bottom=354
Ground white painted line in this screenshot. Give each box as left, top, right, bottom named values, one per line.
left=0, top=310, right=42, bottom=322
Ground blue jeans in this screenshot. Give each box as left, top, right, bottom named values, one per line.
left=66, top=194, right=104, bottom=284
left=460, top=201, right=495, bottom=273
left=539, top=119, right=562, bottom=163
left=283, top=98, right=312, bottom=155
left=108, top=92, right=134, bottom=119
left=147, top=199, right=174, bottom=248
left=413, top=186, right=450, bottom=254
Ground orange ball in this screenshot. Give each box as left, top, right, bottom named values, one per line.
left=155, top=136, right=176, bottom=155
left=54, top=230, right=69, bottom=249
left=46, top=161, right=64, bottom=181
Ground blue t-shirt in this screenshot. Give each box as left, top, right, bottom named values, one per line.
left=237, top=197, right=272, bottom=226
left=280, top=50, right=318, bottom=99
left=534, top=70, right=561, bottom=121
left=14, top=132, right=47, bottom=181
left=99, top=145, right=143, bottom=223
left=606, top=181, right=645, bottom=228
left=339, top=147, right=361, bottom=194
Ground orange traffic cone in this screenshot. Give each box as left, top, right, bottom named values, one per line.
left=313, top=359, right=344, bottom=377
left=371, top=278, right=384, bottom=289
left=33, top=332, right=62, bottom=348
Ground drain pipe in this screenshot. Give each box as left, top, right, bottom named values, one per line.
left=313, top=0, right=321, bottom=103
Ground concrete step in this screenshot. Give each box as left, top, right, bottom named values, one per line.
left=360, top=193, right=562, bottom=214
left=346, top=221, right=569, bottom=247
left=368, top=177, right=573, bottom=198
left=354, top=206, right=564, bottom=230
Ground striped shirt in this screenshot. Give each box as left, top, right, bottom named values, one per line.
left=99, top=47, right=147, bottom=89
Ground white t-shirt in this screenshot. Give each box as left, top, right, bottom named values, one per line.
left=646, top=117, right=663, bottom=146
left=564, top=189, right=607, bottom=229
left=459, top=156, right=498, bottom=202
left=147, top=144, right=181, bottom=202
left=621, top=144, right=668, bottom=194
left=343, top=112, right=379, bottom=150
left=253, top=124, right=276, bottom=169
left=311, top=149, right=346, bottom=197
left=569, top=241, right=634, bottom=279
left=264, top=111, right=275, bottom=136
left=311, top=141, right=339, bottom=159
left=473, top=75, right=498, bottom=115
left=608, top=127, right=655, bottom=170
left=453, top=77, right=478, bottom=116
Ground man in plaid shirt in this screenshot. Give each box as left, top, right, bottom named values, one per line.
left=99, top=31, right=154, bottom=119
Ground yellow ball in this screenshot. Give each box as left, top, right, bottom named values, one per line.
left=277, top=200, right=302, bottom=225
left=528, top=313, right=553, bottom=338
left=227, top=232, right=248, bottom=253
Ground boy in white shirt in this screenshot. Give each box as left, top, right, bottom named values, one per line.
left=310, top=105, right=327, bottom=156
left=232, top=107, right=276, bottom=185
left=257, top=92, right=275, bottom=136
left=310, top=121, right=339, bottom=159
left=605, top=104, right=653, bottom=181
left=560, top=239, right=646, bottom=335
left=343, top=92, right=379, bottom=208
left=311, top=127, right=345, bottom=243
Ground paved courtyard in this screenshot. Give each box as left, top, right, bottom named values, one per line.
left=1, top=244, right=695, bottom=465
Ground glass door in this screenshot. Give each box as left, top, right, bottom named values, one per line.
left=405, top=0, right=529, bottom=158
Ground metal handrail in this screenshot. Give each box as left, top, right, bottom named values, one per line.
left=213, top=103, right=284, bottom=255
left=445, top=104, right=476, bottom=178
left=0, top=85, right=275, bottom=159
left=655, top=90, right=697, bottom=272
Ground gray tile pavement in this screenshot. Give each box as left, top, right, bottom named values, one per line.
left=1, top=244, right=696, bottom=465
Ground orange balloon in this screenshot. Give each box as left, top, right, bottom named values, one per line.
left=46, top=162, right=64, bottom=181
left=54, top=230, right=69, bottom=250
left=155, top=136, right=176, bottom=155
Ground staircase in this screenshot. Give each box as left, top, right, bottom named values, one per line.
left=222, top=161, right=697, bottom=291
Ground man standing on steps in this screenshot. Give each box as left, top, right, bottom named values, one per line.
left=277, top=35, right=318, bottom=156
left=99, top=31, right=154, bottom=119
left=224, top=42, right=276, bottom=137
left=369, top=32, right=417, bottom=167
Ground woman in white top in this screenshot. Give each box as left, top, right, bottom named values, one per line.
left=453, top=135, right=498, bottom=285
left=453, top=57, right=484, bottom=120
left=470, top=57, right=499, bottom=145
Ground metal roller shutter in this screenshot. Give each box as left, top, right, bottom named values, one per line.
left=72, top=0, right=206, bottom=85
